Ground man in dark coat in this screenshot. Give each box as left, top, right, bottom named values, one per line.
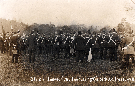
left=73, top=31, right=86, bottom=62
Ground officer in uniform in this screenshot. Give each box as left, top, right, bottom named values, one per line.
left=91, top=32, right=100, bottom=61
left=84, top=33, right=90, bottom=59
left=64, top=34, right=72, bottom=58
left=108, top=29, right=120, bottom=61
left=50, top=36, right=55, bottom=55
left=55, top=31, right=64, bottom=58
left=73, top=31, right=86, bottom=62
left=99, top=31, right=109, bottom=60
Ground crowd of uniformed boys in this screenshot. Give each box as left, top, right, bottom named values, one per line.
left=15, top=28, right=121, bottom=63
left=0, top=28, right=122, bottom=64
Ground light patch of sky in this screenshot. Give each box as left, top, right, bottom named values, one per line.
left=0, top=0, right=135, bottom=27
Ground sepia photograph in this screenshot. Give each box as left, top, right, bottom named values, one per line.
left=0, top=0, right=135, bottom=85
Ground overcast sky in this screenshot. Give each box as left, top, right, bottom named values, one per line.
left=0, top=0, right=135, bottom=27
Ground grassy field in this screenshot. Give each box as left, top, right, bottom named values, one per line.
left=0, top=53, right=135, bottom=86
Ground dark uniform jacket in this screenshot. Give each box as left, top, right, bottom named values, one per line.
left=99, top=33, right=109, bottom=48
left=108, top=32, right=120, bottom=47
left=91, top=35, right=100, bottom=49
left=73, top=36, right=85, bottom=51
